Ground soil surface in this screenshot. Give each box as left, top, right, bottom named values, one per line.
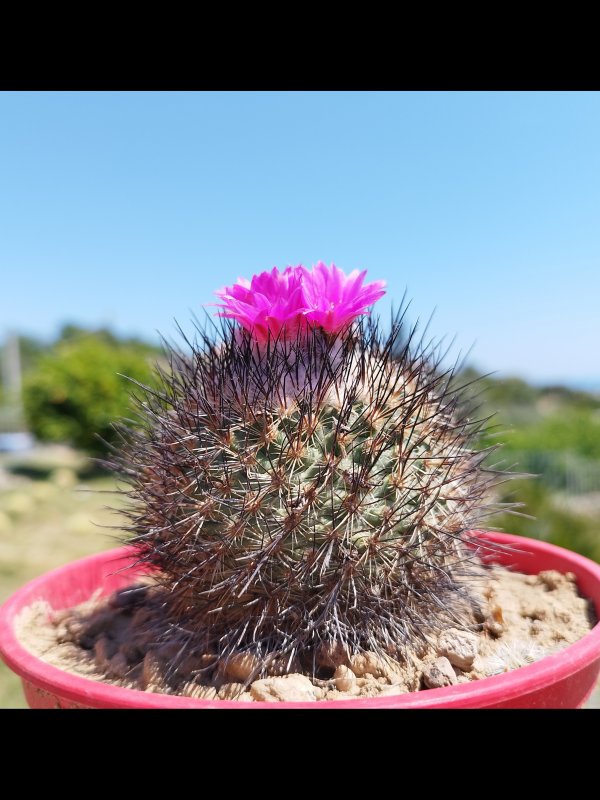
left=16, top=565, right=596, bottom=702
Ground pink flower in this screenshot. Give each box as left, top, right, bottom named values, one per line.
left=214, top=266, right=309, bottom=343
left=214, top=262, right=386, bottom=341
left=302, top=262, right=386, bottom=334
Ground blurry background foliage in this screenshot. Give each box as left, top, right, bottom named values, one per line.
left=21, top=326, right=161, bottom=455
left=462, top=369, right=600, bottom=563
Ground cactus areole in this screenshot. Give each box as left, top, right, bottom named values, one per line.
left=107, top=262, right=505, bottom=681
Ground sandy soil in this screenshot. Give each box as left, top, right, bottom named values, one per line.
left=15, top=563, right=596, bottom=703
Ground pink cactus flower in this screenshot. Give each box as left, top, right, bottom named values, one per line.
left=214, top=262, right=386, bottom=341
left=214, top=266, right=308, bottom=343
left=302, top=262, right=386, bottom=333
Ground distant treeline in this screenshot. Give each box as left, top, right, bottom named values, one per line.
left=459, top=367, right=600, bottom=465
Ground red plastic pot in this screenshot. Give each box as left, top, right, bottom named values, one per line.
left=1, top=531, right=600, bottom=708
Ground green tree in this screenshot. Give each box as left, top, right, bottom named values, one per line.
left=23, top=333, right=160, bottom=454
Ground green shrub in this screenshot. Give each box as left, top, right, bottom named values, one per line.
left=504, top=410, right=600, bottom=460
left=491, top=478, right=600, bottom=563
left=23, top=334, right=160, bottom=454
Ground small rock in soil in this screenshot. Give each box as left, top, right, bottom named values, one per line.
left=349, top=651, right=386, bottom=677
left=538, top=571, right=566, bottom=591
left=250, top=674, right=319, bottom=702
left=437, top=628, right=479, bottom=671
left=378, top=684, right=408, bottom=696
left=422, top=657, right=457, bottom=689
left=333, top=665, right=358, bottom=693
left=521, top=604, right=547, bottom=621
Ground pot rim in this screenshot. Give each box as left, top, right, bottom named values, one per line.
left=1, top=531, right=600, bottom=708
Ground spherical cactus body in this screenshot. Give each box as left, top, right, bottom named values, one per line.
left=110, top=264, right=502, bottom=680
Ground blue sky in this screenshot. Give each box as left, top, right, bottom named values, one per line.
left=1, top=91, right=599, bottom=384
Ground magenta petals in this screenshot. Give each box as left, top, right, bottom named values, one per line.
left=301, top=262, right=386, bottom=334
left=215, top=266, right=309, bottom=343
left=214, top=263, right=386, bottom=341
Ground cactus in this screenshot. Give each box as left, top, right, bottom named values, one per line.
left=109, top=263, right=505, bottom=681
